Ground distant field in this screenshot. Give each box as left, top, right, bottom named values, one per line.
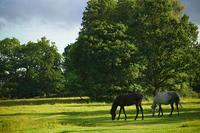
left=0, top=97, right=200, bottom=133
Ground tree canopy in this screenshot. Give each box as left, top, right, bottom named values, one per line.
left=129, top=0, right=198, bottom=95
left=63, top=0, right=199, bottom=100
left=0, top=37, right=65, bottom=98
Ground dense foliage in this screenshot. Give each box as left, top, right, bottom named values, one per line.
left=0, top=37, right=65, bottom=98
left=129, top=0, right=198, bottom=95
left=63, top=0, right=199, bottom=100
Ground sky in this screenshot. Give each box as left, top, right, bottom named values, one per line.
left=0, top=0, right=200, bottom=53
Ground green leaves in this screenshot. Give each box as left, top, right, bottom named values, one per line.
left=63, top=0, right=139, bottom=100
left=129, top=0, right=198, bottom=95
left=63, top=0, right=199, bottom=100
left=0, top=37, right=65, bottom=98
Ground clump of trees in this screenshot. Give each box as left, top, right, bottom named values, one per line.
left=0, top=0, right=200, bottom=100
left=0, top=37, right=65, bottom=98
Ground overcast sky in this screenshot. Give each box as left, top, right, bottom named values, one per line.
left=0, top=0, right=199, bottom=53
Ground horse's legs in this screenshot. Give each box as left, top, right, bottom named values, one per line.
left=158, top=104, right=161, bottom=117
left=117, top=106, right=122, bottom=120
left=139, top=104, right=144, bottom=120
left=135, top=104, right=139, bottom=120
left=160, top=105, right=163, bottom=116
left=170, top=103, right=174, bottom=116
left=176, top=102, right=179, bottom=116
left=122, top=107, right=127, bottom=120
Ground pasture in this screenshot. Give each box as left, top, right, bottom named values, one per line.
left=0, top=97, right=200, bottom=133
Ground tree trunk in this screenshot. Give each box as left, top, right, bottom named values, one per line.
left=153, top=86, right=159, bottom=96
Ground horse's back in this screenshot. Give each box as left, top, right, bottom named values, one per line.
left=155, top=92, right=170, bottom=104
left=167, top=91, right=180, bottom=103
left=155, top=91, right=180, bottom=104
left=115, top=93, right=143, bottom=106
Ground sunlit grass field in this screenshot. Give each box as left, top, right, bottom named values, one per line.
left=0, top=97, right=200, bottom=133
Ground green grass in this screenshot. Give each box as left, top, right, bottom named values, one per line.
left=0, top=97, right=200, bottom=133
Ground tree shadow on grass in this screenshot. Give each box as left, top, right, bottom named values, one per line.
left=14, top=108, right=200, bottom=126
left=0, top=98, right=92, bottom=106
left=60, top=107, right=200, bottom=127
left=0, top=106, right=199, bottom=129
left=1, top=99, right=199, bottom=133
left=1, top=98, right=200, bottom=107
left=0, top=107, right=199, bottom=118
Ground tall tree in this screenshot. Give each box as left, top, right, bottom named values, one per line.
left=63, top=0, right=139, bottom=100
left=64, top=0, right=199, bottom=99
left=129, top=0, right=198, bottom=95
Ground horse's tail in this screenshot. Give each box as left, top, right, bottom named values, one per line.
left=173, top=91, right=183, bottom=108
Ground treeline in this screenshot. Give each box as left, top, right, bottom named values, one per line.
left=1, top=0, right=200, bottom=100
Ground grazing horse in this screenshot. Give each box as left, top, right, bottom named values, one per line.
left=151, top=91, right=182, bottom=117
left=110, top=92, right=144, bottom=120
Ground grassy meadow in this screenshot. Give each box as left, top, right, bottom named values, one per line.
left=0, top=97, right=200, bottom=133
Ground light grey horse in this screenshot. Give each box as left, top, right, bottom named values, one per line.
left=151, top=91, right=182, bottom=117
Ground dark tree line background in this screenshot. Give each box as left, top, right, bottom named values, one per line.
left=0, top=0, right=200, bottom=100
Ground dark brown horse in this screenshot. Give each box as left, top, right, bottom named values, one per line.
left=110, top=92, right=144, bottom=120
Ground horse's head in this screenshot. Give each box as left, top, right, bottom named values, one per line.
left=151, top=104, right=157, bottom=116
left=110, top=109, right=116, bottom=120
